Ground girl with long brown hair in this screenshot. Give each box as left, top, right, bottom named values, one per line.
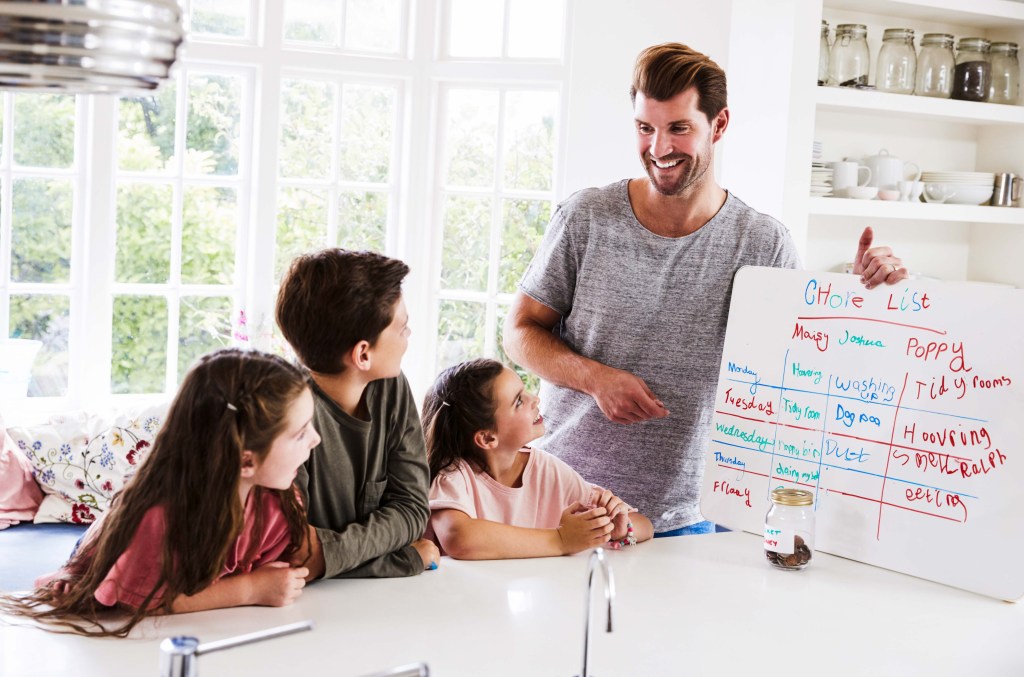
left=0, top=348, right=320, bottom=636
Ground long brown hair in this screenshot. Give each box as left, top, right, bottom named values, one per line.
left=0, top=348, right=311, bottom=636
left=422, top=358, right=505, bottom=481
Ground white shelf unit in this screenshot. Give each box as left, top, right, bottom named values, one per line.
left=722, top=0, right=1024, bottom=288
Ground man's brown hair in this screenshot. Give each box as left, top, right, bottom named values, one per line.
left=630, top=42, right=728, bottom=121
left=276, top=249, right=409, bottom=374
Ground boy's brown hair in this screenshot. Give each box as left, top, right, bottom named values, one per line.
left=630, top=42, right=728, bottom=122
left=276, top=249, right=409, bottom=374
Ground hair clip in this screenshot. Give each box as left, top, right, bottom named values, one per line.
left=440, top=400, right=451, bottom=408
left=226, top=402, right=238, bottom=412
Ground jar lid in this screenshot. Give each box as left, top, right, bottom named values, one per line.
left=882, top=28, right=914, bottom=40
left=957, top=37, right=992, bottom=51
left=921, top=33, right=954, bottom=46
left=836, top=23, right=867, bottom=37
left=770, top=488, right=814, bottom=506
left=992, top=41, right=1019, bottom=54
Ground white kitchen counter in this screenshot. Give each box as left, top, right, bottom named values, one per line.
left=2, top=531, right=1022, bottom=676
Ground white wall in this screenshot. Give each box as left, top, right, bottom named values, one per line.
left=560, top=0, right=733, bottom=200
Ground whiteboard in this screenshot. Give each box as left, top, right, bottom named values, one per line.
left=700, top=267, right=1024, bottom=600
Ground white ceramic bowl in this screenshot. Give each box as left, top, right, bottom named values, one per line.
left=847, top=185, right=878, bottom=200
left=878, top=189, right=900, bottom=201
left=924, top=182, right=993, bottom=205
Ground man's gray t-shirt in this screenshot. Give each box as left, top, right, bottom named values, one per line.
left=519, top=179, right=801, bottom=532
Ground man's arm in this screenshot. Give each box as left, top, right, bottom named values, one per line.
left=503, top=291, right=668, bottom=424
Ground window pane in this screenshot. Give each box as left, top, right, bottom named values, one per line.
left=448, top=0, right=501, bottom=58
left=444, top=89, right=498, bottom=187
left=344, top=0, right=402, bottom=54
left=186, top=73, right=242, bottom=176
left=275, top=186, right=329, bottom=281
left=190, top=0, right=249, bottom=37
left=339, top=84, right=395, bottom=183
left=9, top=294, right=70, bottom=397
left=182, top=186, right=238, bottom=285
left=441, top=195, right=491, bottom=291
left=503, top=90, right=557, bottom=191
left=284, top=0, right=339, bottom=45
left=14, top=94, right=74, bottom=168
left=11, top=178, right=72, bottom=283
left=507, top=0, right=564, bottom=59
left=436, top=299, right=485, bottom=372
left=280, top=79, right=335, bottom=179
left=499, top=199, right=550, bottom=294
left=495, top=303, right=539, bottom=392
left=118, top=86, right=177, bottom=172
left=111, top=295, right=167, bottom=394
left=116, top=183, right=172, bottom=283
left=338, top=190, right=386, bottom=252
left=178, top=296, right=233, bottom=380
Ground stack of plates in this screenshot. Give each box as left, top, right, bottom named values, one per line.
left=812, top=140, right=823, bottom=163
left=920, top=171, right=994, bottom=186
left=0, top=1, right=183, bottom=93
left=810, top=163, right=832, bottom=197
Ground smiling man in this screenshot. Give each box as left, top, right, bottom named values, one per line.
left=503, top=42, right=909, bottom=537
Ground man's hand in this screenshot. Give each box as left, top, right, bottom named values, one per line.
left=854, top=226, right=909, bottom=289
left=588, top=365, right=669, bottom=424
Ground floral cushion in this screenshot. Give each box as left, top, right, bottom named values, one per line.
left=6, top=401, right=169, bottom=524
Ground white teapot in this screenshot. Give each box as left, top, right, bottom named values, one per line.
left=861, top=149, right=920, bottom=191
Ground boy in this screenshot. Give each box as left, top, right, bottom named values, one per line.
left=276, top=249, right=437, bottom=577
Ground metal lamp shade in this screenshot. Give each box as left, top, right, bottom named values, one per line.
left=0, top=0, right=184, bottom=93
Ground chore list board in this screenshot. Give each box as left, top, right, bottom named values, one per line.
left=699, top=266, right=1024, bottom=600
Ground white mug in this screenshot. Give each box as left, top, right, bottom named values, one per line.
left=829, top=161, right=872, bottom=197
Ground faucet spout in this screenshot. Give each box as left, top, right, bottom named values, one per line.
left=579, top=547, right=615, bottom=677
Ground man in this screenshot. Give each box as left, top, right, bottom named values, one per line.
left=503, top=43, right=906, bottom=536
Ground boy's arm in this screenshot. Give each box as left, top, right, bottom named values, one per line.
left=306, top=377, right=430, bottom=578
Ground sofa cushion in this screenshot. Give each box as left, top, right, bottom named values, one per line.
left=7, top=401, right=169, bottom=524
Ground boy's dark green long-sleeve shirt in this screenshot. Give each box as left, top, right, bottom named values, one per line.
left=296, top=374, right=429, bottom=578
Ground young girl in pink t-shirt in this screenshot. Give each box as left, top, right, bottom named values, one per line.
left=0, top=348, right=321, bottom=636
left=422, top=358, right=652, bottom=559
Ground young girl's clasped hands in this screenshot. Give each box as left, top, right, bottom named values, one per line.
left=422, top=359, right=652, bottom=559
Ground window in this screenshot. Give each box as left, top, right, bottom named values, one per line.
left=0, top=0, right=567, bottom=417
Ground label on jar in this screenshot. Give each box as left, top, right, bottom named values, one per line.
left=764, top=525, right=794, bottom=554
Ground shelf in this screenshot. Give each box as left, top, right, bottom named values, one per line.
left=807, top=196, right=1024, bottom=224
left=815, top=86, right=1024, bottom=126
left=824, top=0, right=1024, bottom=28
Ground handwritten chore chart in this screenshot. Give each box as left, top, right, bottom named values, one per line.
left=699, top=266, right=1024, bottom=600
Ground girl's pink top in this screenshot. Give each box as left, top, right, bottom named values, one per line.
left=427, top=447, right=600, bottom=549
left=36, top=490, right=293, bottom=609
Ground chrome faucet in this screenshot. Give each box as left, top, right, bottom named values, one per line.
left=159, top=620, right=314, bottom=677
left=577, top=547, right=615, bottom=677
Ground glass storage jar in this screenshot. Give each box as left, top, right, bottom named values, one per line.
left=952, top=37, right=992, bottom=102
left=764, top=488, right=815, bottom=570
left=876, top=27, right=916, bottom=94
left=818, top=20, right=830, bottom=85
left=990, top=42, right=1020, bottom=105
left=915, top=33, right=955, bottom=98
left=829, top=24, right=869, bottom=87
